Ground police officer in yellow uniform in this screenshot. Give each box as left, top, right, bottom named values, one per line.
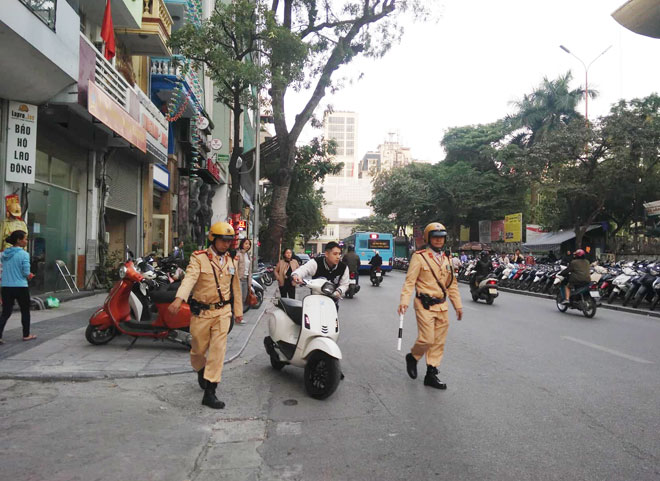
left=398, top=223, right=463, bottom=389
left=168, top=222, right=243, bottom=409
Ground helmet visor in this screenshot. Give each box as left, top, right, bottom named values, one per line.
left=429, top=230, right=447, bottom=238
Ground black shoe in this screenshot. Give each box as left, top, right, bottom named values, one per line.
left=424, top=366, right=447, bottom=390
left=202, top=383, right=225, bottom=409
left=405, top=353, right=418, bottom=379
left=197, top=368, right=208, bottom=390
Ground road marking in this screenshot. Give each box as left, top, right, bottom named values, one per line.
left=562, top=336, right=654, bottom=364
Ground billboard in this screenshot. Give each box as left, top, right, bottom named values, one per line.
left=644, top=200, right=660, bottom=217
left=504, top=213, right=523, bottom=243
left=491, top=220, right=504, bottom=242
left=460, top=225, right=470, bottom=242
left=525, top=224, right=547, bottom=244
left=478, top=220, right=491, bottom=244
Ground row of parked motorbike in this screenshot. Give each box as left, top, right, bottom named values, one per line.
left=84, top=253, right=275, bottom=347
left=459, top=259, right=660, bottom=312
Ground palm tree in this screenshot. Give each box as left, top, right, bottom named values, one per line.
left=509, top=71, right=596, bottom=146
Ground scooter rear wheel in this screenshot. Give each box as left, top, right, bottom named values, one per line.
left=582, top=298, right=597, bottom=318
left=85, top=324, right=117, bottom=345
left=304, top=351, right=341, bottom=400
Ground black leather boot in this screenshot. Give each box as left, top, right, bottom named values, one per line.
left=202, top=382, right=225, bottom=409
left=197, top=368, right=208, bottom=390
left=405, top=353, right=418, bottom=379
left=423, top=365, right=447, bottom=390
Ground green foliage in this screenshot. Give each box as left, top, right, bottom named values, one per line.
left=352, top=215, right=397, bottom=235
left=170, top=0, right=265, bottom=113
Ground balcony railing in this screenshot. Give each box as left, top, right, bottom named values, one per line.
left=19, top=0, right=56, bottom=30
left=82, top=34, right=132, bottom=109
left=150, top=56, right=204, bottom=104
left=143, top=0, right=173, bottom=35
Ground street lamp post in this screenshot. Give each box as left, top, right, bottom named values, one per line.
left=559, top=44, right=612, bottom=123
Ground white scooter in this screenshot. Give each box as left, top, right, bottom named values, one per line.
left=263, top=278, right=342, bottom=400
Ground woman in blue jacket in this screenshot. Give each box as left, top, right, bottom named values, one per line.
left=0, top=230, right=35, bottom=343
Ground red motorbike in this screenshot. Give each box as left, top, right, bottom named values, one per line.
left=86, top=260, right=193, bottom=347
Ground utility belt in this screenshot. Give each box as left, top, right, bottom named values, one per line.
left=416, top=292, right=446, bottom=310
left=189, top=298, right=230, bottom=316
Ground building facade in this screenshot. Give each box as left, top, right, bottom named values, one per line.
left=0, top=0, right=253, bottom=294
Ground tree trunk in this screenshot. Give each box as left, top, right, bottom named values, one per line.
left=265, top=177, right=292, bottom=260
left=229, top=97, right=243, bottom=216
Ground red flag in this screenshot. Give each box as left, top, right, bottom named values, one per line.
left=100, top=0, right=115, bottom=61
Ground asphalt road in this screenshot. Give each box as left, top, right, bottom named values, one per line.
left=0, top=270, right=658, bottom=480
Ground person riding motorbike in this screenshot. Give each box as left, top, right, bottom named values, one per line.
left=472, top=250, right=493, bottom=289
left=561, top=249, right=591, bottom=304
left=369, top=250, right=383, bottom=274
left=291, top=242, right=349, bottom=309
left=342, top=245, right=360, bottom=285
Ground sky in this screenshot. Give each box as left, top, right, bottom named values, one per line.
left=286, top=0, right=660, bottom=163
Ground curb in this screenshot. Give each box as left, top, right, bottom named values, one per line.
left=0, top=303, right=270, bottom=382
left=459, top=280, right=660, bottom=319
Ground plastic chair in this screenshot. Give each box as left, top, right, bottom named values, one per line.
left=55, top=260, right=79, bottom=293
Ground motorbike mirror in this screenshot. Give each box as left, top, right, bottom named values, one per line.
left=321, top=282, right=336, bottom=296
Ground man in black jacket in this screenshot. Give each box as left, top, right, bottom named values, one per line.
left=472, top=250, right=493, bottom=288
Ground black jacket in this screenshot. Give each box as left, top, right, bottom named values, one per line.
left=369, top=254, right=382, bottom=267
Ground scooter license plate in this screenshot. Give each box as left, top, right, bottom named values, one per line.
left=376, top=273, right=382, bottom=277
left=488, top=289, right=497, bottom=294
left=589, top=291, right=600, bottom=298
left=349, top=279, right=356, bottom=284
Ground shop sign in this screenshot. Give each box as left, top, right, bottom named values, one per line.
left=153, top=164, right=170, bottom=191
left=504, top=213, right=523, bottom=243
left=478, top=220, right=491, bottom=244
left=88, top=81, right=146, bottom=152
left=6, top=101, right=37, bottom=184
left=211, top=138, right=222, bottom=150
left=139, top=95, right=168, bottom=164
left=644, top=200, right=660, bottom=217
left=525, top=224, right=547, bottom=243
left=206, top=158, right=221, bottom=183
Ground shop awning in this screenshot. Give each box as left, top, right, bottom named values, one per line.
left=523, top=225, right=600, bottom=249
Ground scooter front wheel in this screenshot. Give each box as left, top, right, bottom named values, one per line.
left=556, top=293, right=568, bottom=313
left=304, top=351, right=341, bottom=400
left=85, top=324, right=117, bottom=345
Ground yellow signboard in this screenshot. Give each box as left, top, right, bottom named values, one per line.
left=460, top=225, right=470, bottom=242
left=504, top=213, right=522, bottom=243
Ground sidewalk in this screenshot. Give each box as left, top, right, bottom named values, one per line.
left=0, top=285, right=277, bottom=381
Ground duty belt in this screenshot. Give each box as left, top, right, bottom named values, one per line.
left=416, top=292, right=446, bottom=310
left=192, top=299, right=230, bottom=311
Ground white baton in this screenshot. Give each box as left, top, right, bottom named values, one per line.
left=397, top=314, right=404, bottom=351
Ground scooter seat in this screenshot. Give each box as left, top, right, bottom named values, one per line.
left=150, top=282, right=181, bottom=304
left=278, top=298, right=303, bottom=325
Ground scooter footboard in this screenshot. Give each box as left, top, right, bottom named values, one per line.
left=301, top=337, right=342, bottom=361
left=89, top=308, right=112, bottom=328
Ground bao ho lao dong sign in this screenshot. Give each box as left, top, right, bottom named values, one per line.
left=6, top=101, right=38, bottom=184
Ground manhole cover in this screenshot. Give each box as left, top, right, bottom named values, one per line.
left=283, top=399, right=298, bottom=406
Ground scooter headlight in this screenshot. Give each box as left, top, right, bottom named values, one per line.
left=118, top=265, right=127, bottom=279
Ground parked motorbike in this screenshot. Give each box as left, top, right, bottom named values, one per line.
left=370, top=266, right=383, bottom=286
left=263, top=278, right=342, bottom=400
left=345, top=271, right=361, bottom=299
left=631, top=266, right=658, bottom=308
left=87, top=260, right=235, bottom=347
left=244, top=277, right=265, bottom=311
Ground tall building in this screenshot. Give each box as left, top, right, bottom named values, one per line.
left=359, top=132, right=413, bottom=178
left=324, top=111, right=358, bottom=178
left=306, top=111, right=371, bottom=253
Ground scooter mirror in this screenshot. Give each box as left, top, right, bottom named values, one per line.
left=321, top=282, right=335, bottom=296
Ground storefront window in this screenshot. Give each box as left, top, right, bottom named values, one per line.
left=50, top=156, right=70, bottom=189
left=36, top=150, right=49, bottom=182
left=28, top=183, right=78, bottom=294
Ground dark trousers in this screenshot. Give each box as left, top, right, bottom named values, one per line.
left=0, top=286, right=31, bottom=338
left=279, top=284, right=296, bottom=299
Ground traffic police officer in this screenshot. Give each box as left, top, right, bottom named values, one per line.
left=398, top=222, right=463, bottom=389
left=168, top=222, right=243, bottom=409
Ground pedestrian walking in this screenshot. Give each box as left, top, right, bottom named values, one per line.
left=398, top=222, right=463, bottom=390
left=275, top=248, right=299, bottom=299
left=168, top=222, right=243, bottom=409
left=0, top=230, right=35, bottom=343
left=236, top=238, right=253, bottom=324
